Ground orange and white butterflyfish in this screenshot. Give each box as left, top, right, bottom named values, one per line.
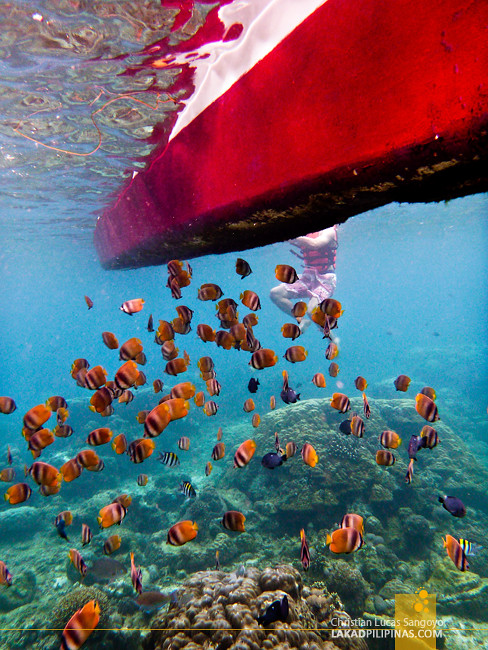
left=60, top=458, right=83, bottom=482
left=242, top=313, right=258, bottom=328
left=236, top=257, right=252, bottom=279
left=222, top=510, right=245, bottom=532
left=97, top=503, right=126, bottom=528
left=128, top=438, right=155, bottom=463
left=379, top=430, right=402, bottom=449
left=420, top=425, right=439, bottom=449
left=275, top=264, right=298, bottom=284
left=0, top=397, right=16, bottom=415
left=28, top=428, right=55, bottom=458
left=284, top=346, right=307, bottom=363
left=240, top=290, right=261, bottom=310
left=350, top=415, right=365, bottom=438
left=120, top=298, right=144, bottom=315
left=362, top=392, right=371, bottom=419
left=87, top=428, right=113, bottom=446
left=419, top=386, right=436, bottom=401
left=325, top=341, right=339, bottom=360
left=312, top=373, right=326, bottom=388
left=164, top=358, right=189, bottom=376
left=178, top=436, right=190, bottom=451
left=0, top=468, right=15, bottom=482
left=233, top=440, right=256, bottom=468
left=25, top=461, right=61, bottom=486
left=23, top=404, right=51, bottom=430
left=119, top=337, right=143, bottom=361
left=114, top=361, right=140, bottom=390
left=330, top=393, right=350, bottom=413
left=291, top=301, right=307, bottom=322
left=102, top=331, right=119, bottom=350
left=326, top=527, right=363, bottom=554
left=170, top=382, right=196, bottom=400
left=301, top=443, right=318, bottom=467
left=194, top=391, right=205, bottom=407
left=76, top=450, right=100, bottom=469
left=443, top=534, right=469, bottom=571
left=68, top=548, right=87, bottom=578
left=167, top=520, right=198, bottom=546
left=375, top=450, right=395, bottom=466
left=393, top=374, right=411, bottom=392
left=340, top=514, right=364, bottom=535
left=61, top=599, right=100, bottom=649
left=415, top=393, right=440, bottom=422
left=104, top=534, right=122, bottom=555
left=211, top=442, right=225, bottom=460
left=319, top=298, right=343, bottom=318
left=206, top=378, right=222, bottom=396
left=81, top=524, right=93, bottom=546
left=196, top=324, right=216, bottom=342
left=328, top=362, right=339, bottom=377
left=4, top=482, right=32, bottom=504
left=144, top=403, right=171, bottom=438
left=113, top=494, right=132, bottom=509
left=84, top=365, right=108, bottom=390
left=354, top=376, right=368, bottom=391
left=111, top=434, right=127, bottom=455
left=243, top=398, right=255, bottom=413
left=203, top=401, right=219, bottom=416
left=281, top=323, right=301, bottom=340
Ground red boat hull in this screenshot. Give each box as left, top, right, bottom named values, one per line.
left=95, top=0, right=488, bottom=269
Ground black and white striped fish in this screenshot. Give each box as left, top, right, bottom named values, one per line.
left=158, top=451, right=180, bottom=467
left=179, top=481, right=196, bottom=498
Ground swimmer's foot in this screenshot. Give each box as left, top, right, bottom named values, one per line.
left=299, top=318, right=312, bottom=333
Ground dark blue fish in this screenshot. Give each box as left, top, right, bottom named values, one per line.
left=257, top=595, right=289, bottom=626
left=261, top=452, right=283, bottom=469
left=439, top=495, right=466, bottom=518
left=407, top=435, right=424, bottom=460
left=248, top=378, right=260, bottom=393
left=55, top=519, right=69, bottom=541
left=280, top=388, right=300, bottom=404
left=281, top=371, right=300, bottom=404
left=339, top=419, right=352, bottom=435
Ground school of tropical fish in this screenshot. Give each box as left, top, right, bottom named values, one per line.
left=0, top=256, right=477, bottom=647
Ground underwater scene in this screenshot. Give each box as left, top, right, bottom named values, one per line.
left=1, top=2, right=488, bottom=650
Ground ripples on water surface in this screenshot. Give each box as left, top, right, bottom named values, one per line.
left=0, top=0, right=229, bottom=236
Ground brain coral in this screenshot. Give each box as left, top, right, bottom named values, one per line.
left=50, top=585, right=111, bottom=630
left=144, top=564, right=368, bottom=650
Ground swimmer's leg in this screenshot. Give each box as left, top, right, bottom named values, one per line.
left=269, top=284, right=301, bottom=316
left=299, top=296, right=319, bottom=333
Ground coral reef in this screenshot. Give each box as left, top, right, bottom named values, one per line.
left=1, top=396, right=487, bottom=649
left=0, top=569, right=36, bottom=613
left=144, top=564, right=367, bottom=650
left=50, top=585, right=111, bottom=630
